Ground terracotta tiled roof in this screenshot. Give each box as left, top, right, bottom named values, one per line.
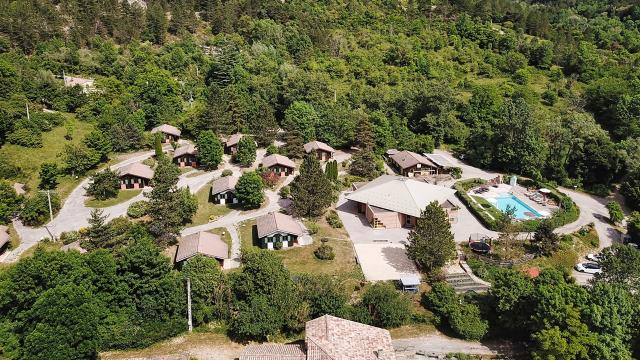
left=225, top=133, right=243, bottom=147
left=210, top=176, right=238, bottom=195
left=262, top=154, right=295, bottom=169
left=0, top=225, right=9, bottom=249
left=305, top=315, right=396, bottom=360
left=175, top=231, right=228, bottom=262
left=239, top=344, right=306, bottom=360
left=173, top=144, right=198, bottom=158
left=389, top=150, right=437, bottom=170
left=256, top=212, right=303, bottom=239
left=304, top=140, right=335, bottom=154
left=116, top=163, right=155, bottom=180
left=151, top=124, right=181, bottom=137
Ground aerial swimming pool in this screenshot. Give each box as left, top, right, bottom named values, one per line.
left=491, top=194, right=543, bottom=220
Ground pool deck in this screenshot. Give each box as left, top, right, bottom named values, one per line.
left=469, top=183, right=556, bottom=219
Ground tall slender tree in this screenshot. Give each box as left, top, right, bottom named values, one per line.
left=406, top=201, right=456, bottom=272
left=197, top=130, right=223, bottom=169
left=290, top=155, right=333, bottom=217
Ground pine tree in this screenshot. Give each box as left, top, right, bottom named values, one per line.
left=154, top=133, right=164, bottom=159
left=282, top=130, right=305, bottom=159
left=406, top=201, right=456, bottom=272
left=197, top=130, right=223, bottom=169
left=348, top=149, right=379, bottom=180
left=291, top=155, right=333, bottom=217
left=146, top=157, right=183, bottom=244
left=83, top=209, right=111, bottom=251
left=325, top=160, right=338, bottom=182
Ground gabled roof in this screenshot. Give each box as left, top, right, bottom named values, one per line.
left=345, top=175, right=456, bottom=217
left=261, top=154, right=295, bottom=169
left=256, top=212, right=303, bottom=239
left=116, top=163, right=154, bottom=180
left=304, top=140, right=336, bottom=154
left=0, top=225, right=9, bottom=249
left=151, top=124, right=181, bottom=137
left=239, top=344, right=306, bottom=360
left=210, top=176, right=238, bottom=195
left=173, top=144, right=197, bottom=158
left=225, top=133, right=243, bottom=147
left=305, top=315, right=396, bottom=360
left=175, top=231, right=228, bottom=262
left=389, top=150, right=437, bottom=170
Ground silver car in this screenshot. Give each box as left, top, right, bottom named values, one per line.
left=575, top=262, right=602, bottom=274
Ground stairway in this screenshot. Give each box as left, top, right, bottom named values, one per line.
left=445, top=272, right=490, bottom=294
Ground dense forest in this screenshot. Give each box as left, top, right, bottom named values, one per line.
left=2, top=0, right=640, bottom=359
left=0, top=0, right=639, bottom=206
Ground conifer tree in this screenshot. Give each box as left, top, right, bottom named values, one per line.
left=282, top=130, right=305, bottom=159
left=291, top=155, right=333, bottom=217
left=406, top=201, right=456, bottom=272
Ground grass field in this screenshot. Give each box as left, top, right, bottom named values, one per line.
left=190, top=184, right=233, bottom=226
left=85, top=189, right=142, bottom=208
left=0, top=115, right=95, bottom=200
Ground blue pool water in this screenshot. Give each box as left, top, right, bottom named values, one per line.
left=494, top=195, right=543, bottom=220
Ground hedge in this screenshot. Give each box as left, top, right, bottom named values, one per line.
left=454, top=177, right=579, bottom=233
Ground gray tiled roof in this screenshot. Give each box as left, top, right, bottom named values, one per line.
left=389, top=150, right=437, bottom=170
left=210, top=176, right=238, bottom=195
left=304, top=140, right=335, bottom=154
left=151, top=124, right=181, bottom=137
left=175, top=231, right=228, bottom=262
left=261, top=154, right=295, bottom=169
left=173, top=144, right=197, bottom=158
left=116, top=163, right=154, bottom=179
left=256, top=212, right=303, bottom=238
left=239, top=344, right=306, bottom=360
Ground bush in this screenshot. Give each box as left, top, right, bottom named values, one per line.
left=127, top=201, right=149, bottom=219
left=221, top=169, right=233, bottom=177
left=450, top=167, right=462, bottom=179
left=279, top=185, right=290, bottom=199
left=307, top=221, right=319, bottom=235
left=7, top=128, right=43, bottom=147
left=358, top=283, right=412, bottom=328
left=325, top=210, right=343, bottom=228
left=423, top=282, right=487, bottom=340
left=314, top=243, right=335, bottom=260
left=0, top=159, right=22, bottom=179
left=60, top=230, right=82, bottom=245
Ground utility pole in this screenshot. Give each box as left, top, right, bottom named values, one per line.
left=26, top=103, right=30, bottom=121
left=45, top=190, right=53, bottom=223
left=186, top=277, right=193, bottom=332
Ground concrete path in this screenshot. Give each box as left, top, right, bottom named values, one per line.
left=393, top=334, right=521, bottom=358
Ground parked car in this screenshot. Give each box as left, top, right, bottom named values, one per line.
left=586, top=253, right=602, bottom=262
left=575, top=262, right=602, bottom=275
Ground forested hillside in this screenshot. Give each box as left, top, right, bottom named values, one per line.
left=1, top=0, right=640, bottom=206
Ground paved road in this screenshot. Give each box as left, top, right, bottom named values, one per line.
left=2, top=147, right=251, bottom=263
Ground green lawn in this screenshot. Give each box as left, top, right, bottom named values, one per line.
left=190, top=185, right=233, bottom=226
left=85, top=189, right=142, bottom=208
left=0, top=115, right=95, bottom=200
left=238, top=216, right=363, bottom=290
left=471, top=195, right=505, bottom=220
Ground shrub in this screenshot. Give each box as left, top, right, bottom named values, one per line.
left=423, top=282, right=487, bottom=340
left=221, top=169, right=233, bottom=177
left=0, top=159, right=22, bottom=179
left=260, top=170, right=280, bottom=188
left=606, top=201, right=624, bottom=224
left=325, top=210, right=343, bottom=228
left=450, top=167, right=462, bottom=179
left=314, top=243, right=335, bottom=260
left=7, top=128, right=43, bottom=147
left=279, top=185, right=290, bottom=199
left=60, top=230, right=82, bottom=245
left=86, top=170, right=120, bottom=200
left=306, top=221, right=319, bottom=235
left=358, top=283, right=412, bottom=328
left=127, top=201, right=149, bottom=219
left=265, top=144, right=279, bottom=156
left=274, top=239, right=283, bottom=250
